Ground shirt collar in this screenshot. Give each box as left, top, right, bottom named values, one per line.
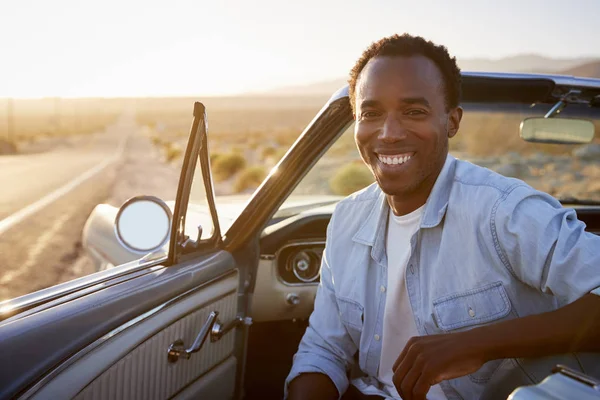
left=421, top=154, right=456, bottom=228
left=352, top=154, right=456, bottom=248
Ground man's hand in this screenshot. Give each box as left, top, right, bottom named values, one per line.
left=391, top=333, right=485, bottom=400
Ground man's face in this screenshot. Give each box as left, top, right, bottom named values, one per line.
left=354, top=55, right=461, bottom=198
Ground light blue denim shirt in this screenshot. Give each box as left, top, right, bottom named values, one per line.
left=285, top=155, right=600, bottom=400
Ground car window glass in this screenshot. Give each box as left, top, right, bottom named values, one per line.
left=283, top=104, right=600, bottom=210
left=288, top=122, right=371, bottom=198
left=454, top=104, right=600, bottom=201
left=205, top=98, right=324, bottom=234
left=184, top=155, right=216, bottom=242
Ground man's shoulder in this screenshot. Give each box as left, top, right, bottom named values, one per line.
left=333, top=182, right=381, bottom=219
left=338, top=182, right=381, bottom=205
left=449, top=158, right=562, bottom=217
left=452, top=158, right=532, bottom=197
left=327, top=183, right=381, bottom=237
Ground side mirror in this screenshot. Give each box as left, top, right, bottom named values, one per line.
left=520, top=117, right=595, bottom=144
left=115, top=196, right=172, bottom=253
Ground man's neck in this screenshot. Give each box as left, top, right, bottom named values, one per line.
left=387, top=195, right=427, bottom=217
left=386, top=157, right=447, bottom=216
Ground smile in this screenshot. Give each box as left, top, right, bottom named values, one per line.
left=376, top=152, right=414, bottom=166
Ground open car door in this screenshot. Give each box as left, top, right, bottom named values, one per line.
left=0, top=103, right=252, bottom=400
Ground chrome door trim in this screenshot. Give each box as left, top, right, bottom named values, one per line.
left=18, top=269, right=237, bottom=400
left=0, top=256, right=169, bottom=324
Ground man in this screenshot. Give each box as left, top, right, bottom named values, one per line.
left=285, top=34, right=600, bottom=400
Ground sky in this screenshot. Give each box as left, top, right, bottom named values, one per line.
left=0, top=0, right=599, bottom=98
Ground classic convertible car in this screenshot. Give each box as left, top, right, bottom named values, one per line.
left=1, top=71, right=599, bottom=400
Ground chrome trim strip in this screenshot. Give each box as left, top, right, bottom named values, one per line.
left=0, top=256, right=169, bottom=322
left=19, top=269, right=238, bottom=400
left=326, top=85, right=350, bottom=104
left=274, top=240, right=325, bottom=287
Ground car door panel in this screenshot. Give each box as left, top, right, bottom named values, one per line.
left=0, top=250, right=240, bottom=400
left=171, top=356, right=237, bottom=400
left=26, top=270, right=238, bottom=400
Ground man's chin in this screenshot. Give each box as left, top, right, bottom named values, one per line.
left=375, top=179, right=412, bottom=197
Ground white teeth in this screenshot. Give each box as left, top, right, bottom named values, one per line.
left=378, top=154, right=412, bottom=165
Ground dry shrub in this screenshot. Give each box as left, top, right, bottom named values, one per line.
left=164, top=142, right=182, bottom=163
left=261, top=146, right=277, bottom=158
left=210, top=152, right=222, bottom=165
left=0, top=139, right=18, bottom=155
left=212, top=152, right=247, bottom=181
left=233, top=166, right=267, bottom=193
left=150, top=135, right=162, bottom=146
left=329, top=162, right=374, bottom=196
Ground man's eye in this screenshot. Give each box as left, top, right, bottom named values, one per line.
left=407, top=109, right=426, bottom=116
left=362, top=111, right=380, bottom=119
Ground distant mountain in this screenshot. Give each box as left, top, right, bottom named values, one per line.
left=559, top=61, right=600, bottom=78
left=260, top=55, right=600, bottom=96
left=458, top=54, right=597, bottom=74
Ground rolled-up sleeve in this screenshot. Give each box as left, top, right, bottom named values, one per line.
left=493, top=185, right=600, bottom=304
left=284, top=212, right=357, bottom=399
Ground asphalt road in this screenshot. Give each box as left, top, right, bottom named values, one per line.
left=0, top=114, right=183, bottom=302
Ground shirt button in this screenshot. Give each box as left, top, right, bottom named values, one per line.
left=468, top=307, right=475, bottom=318
left=374, top=334, right=380, bottom=341
left=380, top=285, right=386, bottom=293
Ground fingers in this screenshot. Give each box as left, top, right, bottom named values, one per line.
left=412, top=373, right=432, bottom=400
left=393, top=356, right=425, bottom=400
left=393, top=336, right=418, bottom=372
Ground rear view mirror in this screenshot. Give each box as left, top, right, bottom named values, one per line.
left=520, top=117, right=595, bottom=144
left=115, top=196, right=172, bottom=253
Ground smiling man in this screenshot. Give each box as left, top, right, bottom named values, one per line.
left=285, top=34, right=600, bottom=400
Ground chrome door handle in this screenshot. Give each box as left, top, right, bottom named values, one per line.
left=211, top=315, right=253, bottom=342
left=167, top=311, right=252, bottom=363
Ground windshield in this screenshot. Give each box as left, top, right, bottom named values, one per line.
left=289, top=101, right=600, bottom=204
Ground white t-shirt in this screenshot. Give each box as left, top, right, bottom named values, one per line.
left=378, top=206, right=447, bottom=400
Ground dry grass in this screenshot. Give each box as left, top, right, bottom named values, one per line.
left=135, top=96, right=600, bottom=198
left=329, top=161, right=374, bottom=196
left=233, top=166, right=267, bottom=193
left=134, top=96, right=323, bottom=153
left=212, top=152, right=247, bottom=182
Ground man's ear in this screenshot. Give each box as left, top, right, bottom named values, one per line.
left=447, top=106, right=463, bottom=138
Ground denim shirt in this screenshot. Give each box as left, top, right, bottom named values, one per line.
left=285, top=155, right=600, bottom=400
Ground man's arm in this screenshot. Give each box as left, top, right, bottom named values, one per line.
left=390, top=293, right=600, bottom=400
left=391, top=186, right=600, bottom=400
left=288, top=373, right=339, bottom=400
left=285, top=212, right=358, bottom=400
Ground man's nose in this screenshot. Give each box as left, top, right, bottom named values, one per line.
left=379, top=113, right=407, bottom=142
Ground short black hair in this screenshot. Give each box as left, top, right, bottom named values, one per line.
left=348, top=33, right=461, bottom=112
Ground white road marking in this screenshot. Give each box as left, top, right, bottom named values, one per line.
left=0, top=211, right=73, bottom=284
left=0, top=137, right=127, bottom=236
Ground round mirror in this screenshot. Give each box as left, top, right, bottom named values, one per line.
left=115, top=196, right=172, bottom=253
